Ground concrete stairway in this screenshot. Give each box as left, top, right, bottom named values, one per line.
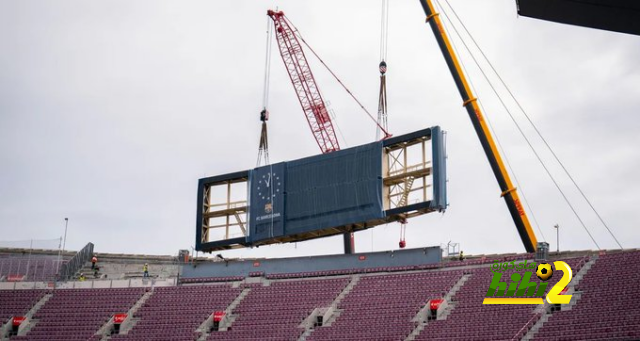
left=77, top=262, right=180, bottom=280
left=2, top=293, right=53, bottom=340
left=521, top=255, right=598, bottom=341
left=97, top=290, right=154, bottom=340
left=196, top=287, right=252, bottom=341
left=298, top=275, right=361, bottom=341
left=405, top=273, right=471, bottom=341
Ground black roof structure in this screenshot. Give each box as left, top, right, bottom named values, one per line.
left=516, top=0, right=640, bottom=36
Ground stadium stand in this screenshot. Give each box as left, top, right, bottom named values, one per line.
left=2, top=249, right=640, bottom=340
left=75, top=254, right=180, bottom=280
left=533, top=251, right=640, bottom=340
left=11, top=288, right=145, bottom=341
left=0, top=290, right=45, bottom=327
left=307, top=270, right=461, bottom=340
left=112, top=285, right=241, bottom=341
left=179, top=276, right=244, bottom=284
left=0, top=256, right=63, bottom=282
left=208, top=277, right=350, bottom=340
left=418, top=256, right=589, bottom=341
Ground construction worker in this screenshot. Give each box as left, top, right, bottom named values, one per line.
left=459, top=251, right=465, bottom=262
left=91, top=255, right=98, bottom=269
left=143, top=263, right=149, bottom=278
left=79, top=273, right=86, bottom=281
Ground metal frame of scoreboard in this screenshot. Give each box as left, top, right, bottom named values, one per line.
left=195, top=126, right=447, bottom=252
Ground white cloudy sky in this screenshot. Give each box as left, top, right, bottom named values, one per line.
left=1, top=0, right=638, bottom=258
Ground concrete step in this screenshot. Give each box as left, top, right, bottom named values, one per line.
left=197, top=287, right=252, bottom=341
left=405, top=273, right=471, bottom=341
left=10, top=293, right=54, bottom=338
left=97, top=290, right=154, bottom=339
left=298, top=275, right=361, bottom=341
left=521, top=256, right=598, bottom=341
left=76, top=262, right=180, bottom=281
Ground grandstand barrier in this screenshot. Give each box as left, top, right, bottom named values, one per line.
left=183, top=246, right=441, bottom=279
left=0, top=277, right=177, bottom=290
left=0, top=281, right=54, bottom=290
left=58, top=242, right=94, bottom=280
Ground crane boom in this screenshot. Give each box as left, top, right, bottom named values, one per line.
left=267, top=10, right=341, bottom=154
left=417, top=0, right=538, bottom=252
left=267, top=10, right=354, bottom=254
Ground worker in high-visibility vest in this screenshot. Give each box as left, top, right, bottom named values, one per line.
left=91, top=255, right=98, bottom=269
left=143, top=263, right=149, bottom=278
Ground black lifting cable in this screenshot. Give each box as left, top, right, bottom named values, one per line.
left=437, top=0, right=599, bottom=249
left=287, top=18, right=391, bottom=139
left=257, top=16, right=273, bottom=167
left=437, top=0, right=609, bottom=249
left=377, top=0, right=390, bottom=141
left=443, top=0, right=622, bottom=250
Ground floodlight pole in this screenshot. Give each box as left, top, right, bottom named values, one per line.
left=56, top=236, right=63, bottom=274
left=62, top=218, right=69, bottom=256
left=554, top=224, right=559, bottom=254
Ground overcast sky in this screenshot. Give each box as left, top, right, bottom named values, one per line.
left=1, top=0, right=638, bottom=259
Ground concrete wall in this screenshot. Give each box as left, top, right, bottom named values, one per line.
left=88, top=263, right=180, bottom=279
left=182, top=246, right=441, bottom=278
left=0, top=278, right=177, bottom=290
left=0, top=282, right=54, bottom=290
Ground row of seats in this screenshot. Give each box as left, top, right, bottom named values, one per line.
left=533, top=251, right=640, bottom=340
left=11, top=288, right=145, bottom=341
left=0, top=290, right=45, bottom=324
left=111, top=285, right=241, bottom=341
left=0, top=256, right=63, bottom=282
left=2, top=251, right=639, bottom=340
left=179, top=276, right=243, bottom=284
left=208, top=277, right=350, bottom=340
left=308, top=271, right=461, bottom=340
left=417, top=256, right=589, bottom=341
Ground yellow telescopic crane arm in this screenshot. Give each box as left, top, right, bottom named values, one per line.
left=418, top=0, right=538, bottom=252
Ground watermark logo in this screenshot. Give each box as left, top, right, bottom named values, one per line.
left=482, top=260, right=572, bottom=305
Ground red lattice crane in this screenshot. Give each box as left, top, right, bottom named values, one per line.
left=267, top=10, right=340, bottom=154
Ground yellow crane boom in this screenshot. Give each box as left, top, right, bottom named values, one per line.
left=418, top=0, right=538, bottom=252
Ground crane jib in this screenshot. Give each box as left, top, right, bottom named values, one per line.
left=418, top=0, right=537, bottom=252
left=267, top=10, right=341, bottom=155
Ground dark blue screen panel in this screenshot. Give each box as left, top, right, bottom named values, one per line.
left=249, top=162, right=286, bottom=242
left=197, top=127, right=446, bottom=252
left=284, top=142, right=384, bottom=234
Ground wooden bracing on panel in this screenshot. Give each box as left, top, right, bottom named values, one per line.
left=200, top=178, right=248, bottom=244
left=383, top=137, right=432, bottom=210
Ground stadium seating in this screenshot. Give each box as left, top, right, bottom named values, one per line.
left=112, top=285, right=241, bottom=341
left=417, top=256, right=588, bottom=341
left=308, top=270, right=461, bottom=341
left=533, top=251, right=640, bottom=340
left=2, top=250, right=640, bottom=340
left=0, top=290, right=45, bottom=325
left=11, top=288, right=145, bottom=341
left=208, top=277, right=350, bottom=340
left=0, top=256, right=63, bottom=282
left=179, top=276, right=244, bottom=284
